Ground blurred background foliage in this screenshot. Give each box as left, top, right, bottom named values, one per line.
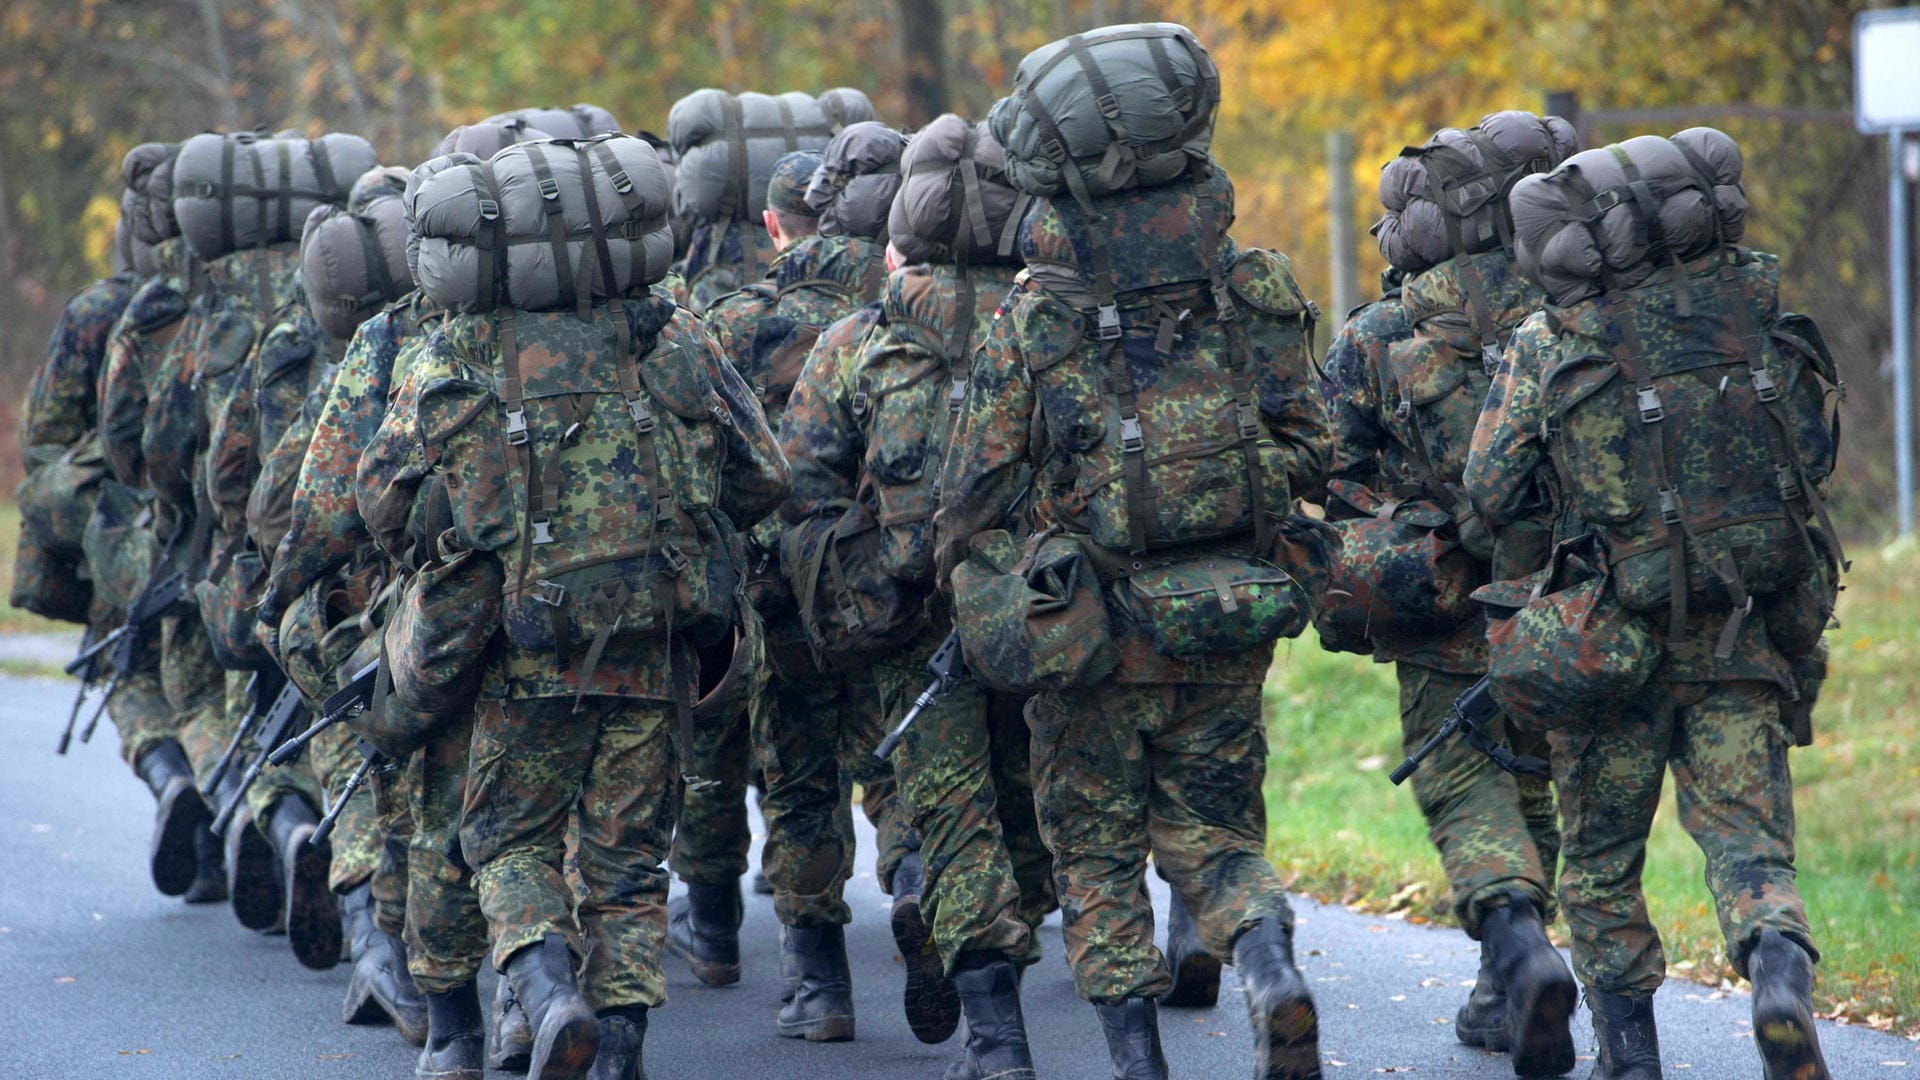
left=0, top=0, right=1897, bottom=531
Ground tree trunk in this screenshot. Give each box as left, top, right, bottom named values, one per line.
left=895, top=0, right=948, bottom=126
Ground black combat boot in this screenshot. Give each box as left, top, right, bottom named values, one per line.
left=416, top=981, right=484, bottom=1080
left=944, top=951, right=1036, bottom=1080
left=503, top=934, right=600, bottom=1080
left=1232, top=918, right=1322, bottom=1080
left=183, top=820, right=228, bottom=904
left=223, top=803, right=284, bottom=932
left=666, top=880, right=741, bottom=987
left=137, top=740, right=207, bottom=896
left=1748, top=930, right=1831, bottom=1080
left=1160, top=885, right=1221, bottom=1007
left=261, top=793, right=341, bottom=970
left=1455, top=945, right=1511, bottom=1052
left=1094, top=997, right=1170, bottom=1080
left=588, top=1005, right=648, bottom=1080
left=779, top=925, right=801, bottom=1004
left=776, top=923, right=855, bottom=1041
left=1479, top=891, right=1576, bottom=1076
left=1587, top=991, right=1661, bottom=1080
left=341, top=882, right=429, bottom=1045
left=489, top=973, right=535, bottom=1072
left=892, top=850, right=961, bottom=1044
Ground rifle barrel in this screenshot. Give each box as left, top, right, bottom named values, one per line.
left=205, top=713, right=260, bottom=794
left=874, top=690, right=936, bottom=761
left=311, top=756, right=378, bottom=846
left=268, top=711, right=338, bottom=767
left=62, top=627, right=123, bottom=675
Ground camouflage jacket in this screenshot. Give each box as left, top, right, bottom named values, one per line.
left=100, top=239, right=196, bottom=489
left=22, top=273, right=135, bottom=456
left=261, top=292, right=438, bottom=626
left=358, top=298, right=789, bottom=701
left=934, top=271, right=1331, bottom=686
left=1465, top=266, right=1794, bottom=688
left=207, top=296, right=337, bottom=543
left=683, top=218, right=779, bottom=316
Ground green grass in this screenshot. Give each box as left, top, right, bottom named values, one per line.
left=0, top=503, right=67, bottom=635
left=1262, top=545, right=1920, bottom=1038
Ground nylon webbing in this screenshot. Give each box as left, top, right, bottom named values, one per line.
left=354, top=210, right=396, bottom=310
left=720, top=93, right=749, bottom=221
left=522, top=145, right=581, bottom=319
left=574, top=142, right=620, bottom=311
left=1420, top=149, right=1502, bottom=364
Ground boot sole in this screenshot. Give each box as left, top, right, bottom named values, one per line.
left=1454, top=1012, right=1511, bottom=1052
left=487, top=1032, right=533, bottom=1073
left=1250, top=986, right=1322, bottom=1080
left=416, top=1036, right=485, bottom=1080
left=1506, top=950, right=1577, bottom=1077
left=287, top=831, right=343, bottom=970
left=1162, top=948, right=1223, bottom=1008
left=529, top=1002, right=600, bottom=1080
left=666, top=930, right=741, bottom=987
left=343, top=965, right=431, bottom=1047
left=229, top=823, right=284, bottom=931
left=1753, top=983, right=1831, bottom=1080
left=892, top=895, right=960, bottom=1045
left=775, top=1012, right=856, bottom=1042
left=151, top=779, right=209, bottom=896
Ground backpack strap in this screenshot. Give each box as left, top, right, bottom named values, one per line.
left=1416, top=145, right=1504, bottom=367
left=1607, top=143, right=1694, bottom=319
left=572, top=142, right=621, bottom=313
left=463, top=162, right=508, bottom=312
left=353, top=210, right=397, bottom=313
left=521, top=144, right=583, bottom=320
left=1195, top=174, right=1274, bottom=560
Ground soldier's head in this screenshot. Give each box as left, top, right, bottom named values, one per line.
left=763, top=150, right=822, bottom=252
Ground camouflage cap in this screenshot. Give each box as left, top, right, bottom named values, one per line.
left=767, top=150, right=823, bottom=217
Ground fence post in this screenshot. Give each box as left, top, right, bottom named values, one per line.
left=1894, top=127, right=1914, bottom=537
left=1327, top=129, right=1356, bottom=332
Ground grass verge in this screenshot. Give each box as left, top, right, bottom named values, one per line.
left=1262, top=544, right=1919, bottom=1038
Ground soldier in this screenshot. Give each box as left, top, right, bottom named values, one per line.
left=781, top=115, right=1058, bottom=1073
left=681, top=142, right=906, bottom=1041
left=1320, top=113, right=1580, bottom=1076
left=360, top=134, right=789, bottom=1080
left=1466, top=127, right=1836, bottom=1080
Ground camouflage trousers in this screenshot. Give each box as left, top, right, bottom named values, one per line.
left=463, top=696, right=679, bottom=1010
left=104, top=642, right=183, bottom=769
left=1397, top=665, right=1559, bottom=935
left=161, top=610, right=232, bottom=789
left=405, top=708, right=489, bottom=994
left=880, top=627, right=1054, bottom=974
left=751, top=612, right=905, bottom=927
left=1548, top=679, right=1814, bottom=996
left=667, top=688, right=752, bottom=888
left=1027, top=680, right=1295, bottom=1005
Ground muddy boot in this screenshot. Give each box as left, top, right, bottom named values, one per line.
left=779, top=925, right=801, bottom=1004
left=666, top=880, right=741, bottom=987
left=944, top=952, right=1036, bottom=1080
left=416, top=981, right=484, bottom=1080
left=1095, top=997, right=1169, bottom=1080
left=262, top=794, right=342, bottom=970
left=1587, top=991, right=1661, bottom=1080
left=1160, top=886, right=1221, bottom=1008
left=489, top=973, right=535, bottom=1072
left=1455, top=945, right=1511, bottom=1052
left=1233, top=918, right=1322, bottom=1080
left=1748, top=930, right=1830, bottom=1080
left=588, top=1006, right=648, bottom=1080
left=341, top=883, right=429, bottom=1045
left=776, top=923, right=855, bottom=1042
left=224, top=804, right=284, bottom=932
left=892, top=850, right=960, bottom=1044
left=504, top=934, right=600, bottom=1080
left=138, top=741, right=208, bottom=896
left=1480, top=891, right=1576, bottom=1077
left=183, top=821, right=229, bottom=904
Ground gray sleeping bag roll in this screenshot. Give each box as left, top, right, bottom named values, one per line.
left=115, top=195, right=159, bottom=277
left=124, top=144, right=182, bottom=245
left=668, top=90, right=840, bottom=224
left=435, top=121, right=554, bottom=159
left=408, top=135, right=676, bottom=314
left=480, top=104, right=622, bottom=140
left=818, top=87, right=878, bottom=133
left=1373, top=111, right=1579, bottom=274
left=139, top=151, right=182, bottom=246
left=988, top=23, right=1218, bottom=200
left=403, top=153, right=479, bottom=288
left=173, top=132, right=379, bottom=261
left=889, top=114, right=1029, bottom=266
left=301, top=195, right=410, bottom=339
left=1509, top=127, right=1745, bottom=306
left=804, top=121, right=907, bottom=241
left=636, top=130, right=693, bottom=258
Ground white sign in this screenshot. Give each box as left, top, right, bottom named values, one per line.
left=1857, top=8, right=1920, bottom=134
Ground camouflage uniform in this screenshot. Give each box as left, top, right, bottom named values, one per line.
left=783, top=261, right=1053, bottom=968
left=933, top=245, right=1331, bottom=1002
left=358, top=297, right=788, bottom=1009
left=1321, top=260, right=1559, bottom=936
left=682, top=218, right=778, bottom=316
left=1464, top=252, right=1814, bottom=996
left=700, top=231, right=903, bottom=925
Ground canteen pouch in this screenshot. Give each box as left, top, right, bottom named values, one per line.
left=1314, top=478, right=1485, bottom=653
left=951, top=529, right=1118, bottom=693
left=195, top=541, right=273, bottom=670
left=1476, top=534, right=1658, bottom=734
left=1120, top=546, right=1318, bottom=658
left=385, top=538, right=503, bottom=719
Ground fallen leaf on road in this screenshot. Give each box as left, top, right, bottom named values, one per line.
left=1389, top=994, right=1407, bottom=1002
left=117, top=1049, right=152, bottom=1055
left=1326, top=1061, right=1347, bottom=1068
left=317, top=1053, right=352, bottom=1060
left=212, top=1054, right=241, bottom=1060
left=1206, top=1031, right=1225, bottom=1037
left=1366, top=925, right=1388, bottom=933
left=1879, top=1063, right=1907, bottom=1068
left=1419, top=977, right=1448, bottom=988
left=54, top=976, right=76, bottom=983
left=1376, top=1069, right=1413, bottom=1074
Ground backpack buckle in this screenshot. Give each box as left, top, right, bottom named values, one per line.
left=948, top=377, right=969, bottom=413
left=1120, top=415, right=1145, bottom=453
left=659, top=544, right=690, bottom=576
left=1658, top=488, right=1682, bottom=525
left=1481, top=343, right=1503, bottom=372
left=531, top=579, right=567, bottom=606
left=537, top=176, right=561, bottom=202
left=1775, top=463, right=1803, bottom=502
left=505, top=409, right=529, bottom=445
left=851, top=387, right=871, bottom=417
left=1395, top=398, right=1412, bottom=422
left=1041, top=137, right=1067, bottom=164
left=477, top=197, right=500, bottom=221
left=531, top=518, right=555, bottom=545
left=1750, top=368, right=1779, bottom=402
left=628, top=396, right=656, bottom=433
left=609, top=169, right=633, bottom=195
left=833, top=588, right=865, bottom=631
left=1095, top=93, right=1122, bottom=120
left=1096, top=305, right=1121, bottom=340
left=1636, top=386, right=1664, bottom=423
left=1237, top=403, right=1263, bottom=440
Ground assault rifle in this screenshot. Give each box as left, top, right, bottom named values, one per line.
left=874, top=630, right=964, bottom=760
left=57, top=626, right=97, bottom=755
left=268, top=660, right=378, bottom=768
left=311, top=737, right=390, bottom=846
left=205, top=669, right=283, bottom=792
left=1389, top=676, right=1550, bottom=785
left=211, top=676, right=309, bottom=835
left=60, top=566, right=189, bottom=753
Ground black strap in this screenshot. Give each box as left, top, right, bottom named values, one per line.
left=522, top=144, right=582, bottom=319
left=575, top=143, right=620, bottom=308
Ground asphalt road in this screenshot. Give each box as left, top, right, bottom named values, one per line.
left=1, top=673, right=1912, bottom=1079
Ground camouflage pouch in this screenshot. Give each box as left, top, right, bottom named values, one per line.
left=336, top=628, right=441, bottom=761
left=951, top=528, right=1117, bottom=693
left=1314, top=479, right=1485, bottom=654
left=10, top=539, right=91, bottom=624
left=194, top=538, right=273, bottom=670
left=18, top=436, right=109, bottom=558
left=386, top=537, right=503, bottom=719
left=80, top=479, right=159, bottom=617
left=1477, top=534, right=1658, bottom=734
left=276, top=563, right=382, bottom=705
left=1778, top=639, right=1824, bottom=749
left=782, top=497, right=927, bottom=662
left=692, top=596, right=769, bottom=724
left=1119, top=545, right=1317, bottom=658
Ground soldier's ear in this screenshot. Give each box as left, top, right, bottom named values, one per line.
left=762, top=209, right=782, bottom=248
